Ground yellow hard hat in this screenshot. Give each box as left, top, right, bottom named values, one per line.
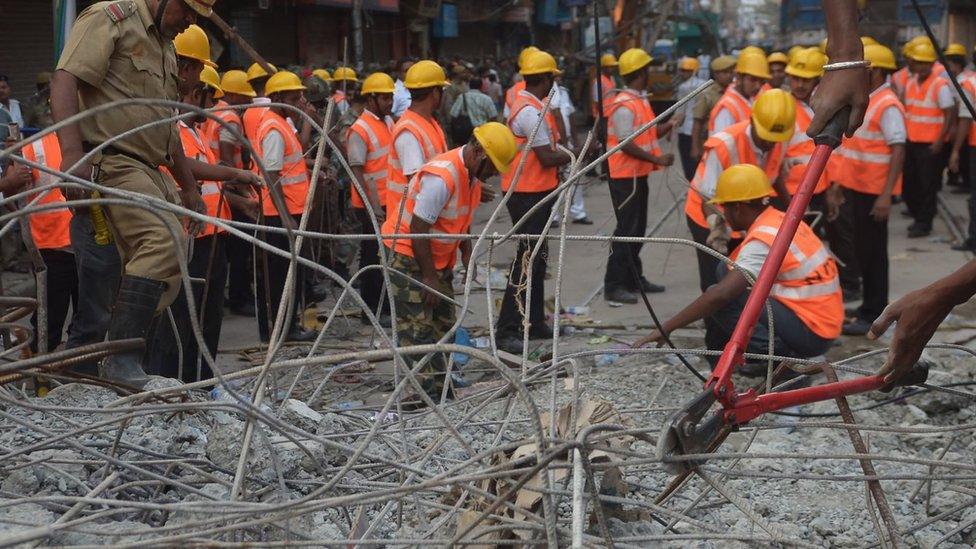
left=818, top=38, right=828, bottom=53
left=944, top=43, right=968, bottom=57
left=860, top=36, right=879, bottom=46
left=767, top=52, right=789, bottom=65
left=199, top=66, right=223, bottom=97
left=908, top=42, right=937, bottom=63
left=864, top=44, right=897, bottom=71
left=709, top=163, right=773, bottom=204
left=902, top=36, right=932, bottom=56
left=736, top=50, right=772, bottom=79
left=404, top=60, right=449, bottom=89
left=183, top=0, right=216, bottom=17
left=219, top=70, right=256, bottom=97
left=787, top=45, right=805, bottom=62
left=679, top=56, right=701, bottom=71
left=361, top=72, right=396, bottom=94
left=740, top=46, right=767, bottom=57
left=785, top=47, right=827, bottom=79
left=751, top=89, right=796, bottom=143
left=264, top=71, right=307, bottom=96
left=618, top=47, right=653, bottom=76
left=518, top=46, right=541, bottom=69
left=312, top=69, right=332, bottom=83
left=600, top=53, right=619, bottom=68
left=521, top=50, right=562, bottom=76
left=246, top=62, right=277, bottom=82
left=332, top=67, right=359, bottom=82
left=173, top=25, right=216, bottom=68
left=473, top=121, right=518, bottom=174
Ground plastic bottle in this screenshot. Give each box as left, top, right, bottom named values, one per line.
left=595, top=353, right=619, bottom=368
left=565, top=306, right=590, bottom=315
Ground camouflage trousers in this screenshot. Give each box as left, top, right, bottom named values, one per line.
left=390, top=253, right=456, bottom=398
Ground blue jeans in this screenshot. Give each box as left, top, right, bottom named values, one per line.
left=66, top=213, right=122, bottom=373
left=704, top=264, right=832, bottom=365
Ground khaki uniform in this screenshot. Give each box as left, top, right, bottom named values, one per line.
left=692, top=82, right=723, bottom=123
left=25, top=95, right=53, bottom=129
left=56, top=0, right=184, bottom=311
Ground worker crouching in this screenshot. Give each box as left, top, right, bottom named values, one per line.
left=635, top=164, right=843, bottom=370
left=382, top=122, right=517, bottom=406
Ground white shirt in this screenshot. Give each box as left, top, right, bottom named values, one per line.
left=1, top=99, right=24, bottom=127
left=958, top=79, right=974, bottom=120
left=261, top=129, right=286, bottom=171
left=610, top=103, right=635, bottom=139
left=394, top=132, right=426, bottom=177
left=393, top=79, right=411, bottom=119
left=511, top=102, right=552, bottom=147
left=677, top=76, right=706, bottom=135
left=712, top=108, right=738, bottom=134
left=412, top=147, right=468, bottom=223
left=734, top=240, right=770, bottom=279
left=936, top=83, right=956, bottom=110
left=556, top=85, right=575, bottom=147
left=346, top=131, right=368, bottom=167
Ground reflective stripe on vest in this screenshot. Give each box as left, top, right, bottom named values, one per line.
left=170, top=123, right=231, bottom=237
left=254, top=113, right=310, bottom=217
left=783, top=101, right=830, bottom=195
left=21, top=133, right=72, bottom=250
left=731, top=207, right=843, bottom=339
left=500, top=89, right=561, bottom=192
left=905, top=71, right=949, bottom=143
left=382, top=147, right=482, bottom=270
left=831, top=86, right=904, bottom=195
left=505, top=80, right=527, bottom=115
left=708, top=87, right=751, bottom=134
left=348, top=111, right=393, bottom=209
left=386, top=110, right=448, bottom=219
left=591, top=73, right=616, bottom=117
left=207, top=101, right=245, bottom=169
left=606, top=90, right=662, bottom=179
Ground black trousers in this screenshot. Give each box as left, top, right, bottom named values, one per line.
left=966, top=147, right=976, bottom=242
left=356, top=208, right=389, bottom=316
left=31, top=249, right=78, bottom=353
left=817, top=192, right=861, bottom=294
left=148, top=234, right=227, bottom=383
left=678, top=133, right=697, bottom=181
left=838, top=188, right=889, bottom=321
left=605, top=176, right=649, bottom=291
left=903, top=141, right=945, bottom=228
left=687, top=216, right=742, bottom=293
left=497, top=191, right=552, bottom=335
left=225, top=206, right=254, bottom=308
left=256, top=215, right=304, bottom=341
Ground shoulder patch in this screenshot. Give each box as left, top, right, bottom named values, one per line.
left=104, top=0, right=136, bottom=23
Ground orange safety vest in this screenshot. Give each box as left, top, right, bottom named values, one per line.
left=161, top=123, right=232, bottom=238
left=253, top=111, right=310, bottom=217
left=205, top=100, right=245, bottom=169
left=708, top=86, right=752, bottom=134
left=782, top=100, right=830, bottom=195
left=831, top=85, right=905, bottom=195
left=963, top=75, right=976, bottom=147
left=686, top=121, right=786, bottom=229
left=332, top=90, right=349, bottom=111
left=242, top=102, right=270, bottom=149
left=382, top=147, right=482, bottom=270
left=386, top=109, right=448, bottom=217
left=19, top=133, right=72, bottom=250
left=347, top=109, right=393, bottom=209
left=501, top=89, right=561, bottom=193
left=904, top=70, right=950, bottom=143
left=730, top=206, right=843, bottom=340
left=606, top=89, right=662, bottom=179
left=505, top=80, right=527, bottom=115
left=591, top=73, right=616, bottom=118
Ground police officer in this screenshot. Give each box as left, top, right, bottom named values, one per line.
left=51, top=0, right=217, bottom=388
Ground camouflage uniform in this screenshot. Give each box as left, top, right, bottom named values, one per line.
left=390, top=252, right=455, bottom=397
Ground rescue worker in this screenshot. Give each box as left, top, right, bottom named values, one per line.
left=945, top=43, right=971, bottom=194
left=950, top=47, right=976, bottom=251
left=690, top=55, right=736, bottom=163
left=5, top=132, right=77, bottom=353
left=903, top=41, right=957, bottom=238
left=386, top=60, right=450, bottom=222
left=675, top=56, right=705, bottom=179
left=503, top=46, right=539, bottom=118
left=603, top=47, right=675, bottom=304
left=242, top=62, right=277, bottom=148
left=51, top=0, right=217, bottom=387
left=312, top=68, right=332, bottom=88
left=149, top=65, right=255, bottom=382
left=25, top=72, right=53, bottom=129
left=331, top=67, right=359, bottom=115
left=709, top=49, right=770, bottom=134
left=635, top=164, right=842, bottom=369
left=205, top=69, right=260, bottom=317
left=780, top=48, right=830, bottom=207
left=495, top=50, right=572, bottom=350
left=891, top=37, right=946, bottom=101
left=591, top=53, right=618, bottom=121
left=382, top=122, right=516, bottom=404
left=686, top=89, right=795, bottom=292
left=251, top=71, right=315, bottom=343
left=767, top=51, right=789, bottom=90
left=829, top=44, right=906, bottom=335
left=347, top=72, right=395, bottom=324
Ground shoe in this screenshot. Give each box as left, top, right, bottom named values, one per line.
left=842, top=317, right=873, bottom=336
left=572, top=217, right=594, bottom=225
left=229, top=301, right=256, bottom=317
left=497, top=334, right=526, bottom=354
left=636, top=277, right=666, bottom=294
left=907, top=224, right=931, bottom=238
left=842, top=288, right=862, bottom=303
left=286, top=326, right=319, bottom=342
left=951, top=239, right=976, bottom=252
left=604, top=286, right=638, bottom=304
left=528, top=323, right=554, bottom=340
left=98, top=275, right=166, bottom=389
left=306, top=284, right=329, bottom=305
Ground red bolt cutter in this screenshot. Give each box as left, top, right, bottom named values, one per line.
left=658, top=108, right=930, bottom=473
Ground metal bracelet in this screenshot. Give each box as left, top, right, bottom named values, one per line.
left=822, top=60, right=871, bottom=72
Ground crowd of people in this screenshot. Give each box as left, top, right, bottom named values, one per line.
left=1, top=0, right=974, bottom=403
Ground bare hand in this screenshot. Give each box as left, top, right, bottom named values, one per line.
left=808, top=65, right=869, bottom=137
left=868, top=287, right=954, bottom=386
left=231, top=169, right=262, bottom=188
left=180, top=188, right=207, bottom=236
left=929, top=141, right=944, bottom=156
left=421, top=274, right=441, bottom=310
left=654, top=153, right=675, bottom=167
left=633, top=329, right=665, bottom=348
left=825, top=184, right=844, bottom=222
left=948, top=150, right=960, bottom=174
left=1, top=164, right=33, bottom=194
left=870, top=193, right=892, bottom=222
left=59, top=149, right=92, bottom=201
left=480, top=185, right=497, bottom=203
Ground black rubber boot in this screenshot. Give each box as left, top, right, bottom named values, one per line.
left=99, top=275, right=167, bottom=389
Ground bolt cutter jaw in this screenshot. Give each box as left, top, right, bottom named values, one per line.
left=657, top=388, right=725, bottom=474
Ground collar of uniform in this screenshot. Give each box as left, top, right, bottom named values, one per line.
left=870, top=82, right=890, bottom=99
left=456, top=145, right=473, bottom=183
left=134, top=0, right=158, bottom=35
left=729, top=85, right=750, bottom=104
left=622, top=87, right=646, bottom=98
left=253, top=97, right=271, bottom=105
left=744, top=123, right=768, bottom=160
left=362, top=109, right=382, bottom=122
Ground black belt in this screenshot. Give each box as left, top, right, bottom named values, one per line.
left=82, top=142, right=158, bottom=169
